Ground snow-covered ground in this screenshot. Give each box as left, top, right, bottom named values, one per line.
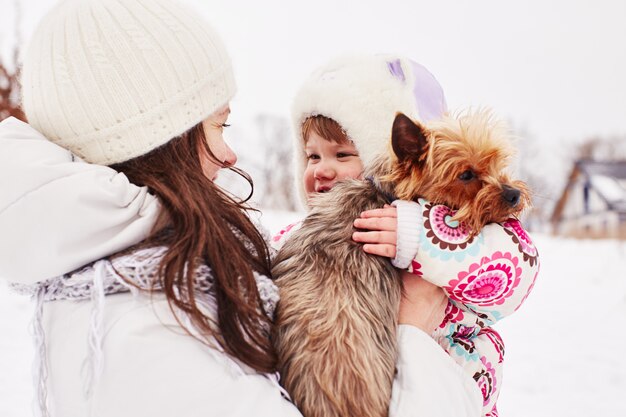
left=496, top=234, right=626, bottom=417
left=1, top=221, right=625, bottom=416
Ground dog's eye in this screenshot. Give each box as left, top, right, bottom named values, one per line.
left=459, top=170, right=476, bottom=182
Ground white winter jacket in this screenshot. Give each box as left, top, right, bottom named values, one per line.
left=0, top=117, right=482, bottom=417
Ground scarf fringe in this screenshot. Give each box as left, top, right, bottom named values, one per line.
left=21, top=247, right=279, bottom=416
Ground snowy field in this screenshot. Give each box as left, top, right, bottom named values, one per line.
left=1, top=216, right=625, bottom=416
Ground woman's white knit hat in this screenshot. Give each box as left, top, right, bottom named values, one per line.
left=21, top=0, right=236, bottom=165
left=291, top=54, right=447, bottom=206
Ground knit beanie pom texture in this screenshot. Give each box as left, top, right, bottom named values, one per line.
left=21, top=0, right=236, bottom=165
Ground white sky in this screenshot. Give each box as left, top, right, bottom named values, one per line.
left=198, top=0, right=626, bottom=146
left=1, top=0, right=625, bottom=150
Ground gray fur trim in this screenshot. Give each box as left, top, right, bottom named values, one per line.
left=272, top=179, right=402, bottom=417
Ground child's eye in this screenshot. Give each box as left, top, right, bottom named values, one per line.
left=337, top=152, right=355, bottom=158
left=307, top=154, right=320, bottom=161
left=221, top=123, right=231, bottom=128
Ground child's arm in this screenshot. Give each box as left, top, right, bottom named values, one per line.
left=354, top=199, right=539, bottom=323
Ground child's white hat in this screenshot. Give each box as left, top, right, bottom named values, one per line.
left=21, top=0, right=236, bottom=166
left=291, top=54, right=447, bottom=207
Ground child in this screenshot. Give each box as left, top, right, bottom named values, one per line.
left=273, top=54, right=540, bottom=417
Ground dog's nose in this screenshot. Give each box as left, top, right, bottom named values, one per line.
left=501, top=185, right=521, bottom=207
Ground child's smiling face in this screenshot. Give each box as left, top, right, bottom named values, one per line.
left=303, top=130, right=364, bottom=199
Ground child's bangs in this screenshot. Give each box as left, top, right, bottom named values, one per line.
left=302, top=116, right=350, bottom=144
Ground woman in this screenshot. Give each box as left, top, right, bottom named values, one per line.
left=0, top=0, right=482, bottom=416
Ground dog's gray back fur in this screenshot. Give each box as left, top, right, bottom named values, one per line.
left=273, top=177, right=401, bottom=417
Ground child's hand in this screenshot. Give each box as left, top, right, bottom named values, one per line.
left=352, top=204, right=398, bottom=258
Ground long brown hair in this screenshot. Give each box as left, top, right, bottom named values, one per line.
left=110, top=123, right=276, bottom=373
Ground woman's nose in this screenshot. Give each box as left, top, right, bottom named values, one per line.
left=222, top=144, right=237, bottom=167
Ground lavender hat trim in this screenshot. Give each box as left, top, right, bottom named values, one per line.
left=387, top=59, right=447, bottom=122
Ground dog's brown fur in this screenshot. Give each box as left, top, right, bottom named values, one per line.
left=272, top=110, right=530, bottom=417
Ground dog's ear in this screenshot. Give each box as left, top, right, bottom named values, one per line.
left=391, top=113, right=429, bottom=163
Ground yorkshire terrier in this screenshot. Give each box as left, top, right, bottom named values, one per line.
left=272, top=110, right=530, bottom=417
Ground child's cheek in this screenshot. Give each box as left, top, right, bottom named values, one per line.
left=303, top=167, right=316, bottom=196
left=348, top=160, right=365, bottom=180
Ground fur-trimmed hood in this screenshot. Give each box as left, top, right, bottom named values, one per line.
left=290, top=54, right=448, bottom=207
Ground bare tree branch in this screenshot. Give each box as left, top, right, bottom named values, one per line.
left=0, top=0, right=25, bottom=122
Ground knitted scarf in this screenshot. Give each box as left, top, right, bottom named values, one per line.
left=12, top=246, right=281, bottom=417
